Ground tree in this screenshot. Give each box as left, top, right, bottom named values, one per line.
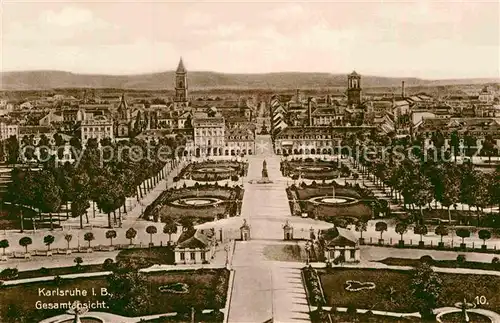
left=440, top=166, right=461, bottom=224
left=71, top=194, right=90, bottom=229
left=74, top=256, right=83, bottom=268
left=83, top=232, right=95, bottom=248
left=163, top=217, right=178, bottom=244
left=5, top=135, right=20, bottom=165
left=0, top=239, right=9, bottom=255
left=413, top=224, right=428, bottom=243
left=106, top=230, right=117, bottom=246
left=411, top=263, right=442, bottom=319
left=126, top=227, right=137, bottom=245
left=395, top=222, right=408, bottom=241
left=354, top=220, right=367, bottom=240
left=456, top=228, right=470, bottom=245
left=375, top=221, right=387, bottom=241
left=450, top=130, right=461, bottom=162
left=95, top=178, right=117, bottom=229
left=463, top=132, right=478, bottom=157
left=105, top=268, right=152, bottom=316
left=64, top=234, right=73, bottom=249
left=146, top=225, right=157, bottom=245
left=37, top=170, right=62, bottom=231
left=43, top=235, right=55, bottom=251
left=412, top=174, right=434, bottom=220
left=179, top=217, right=194, bottom=231
left=19, top=237, right=32, bottom=253
left=481, top=135, right=497, bottom=162
left=434, top=225, right=448, bottom=244
left=478, top=229, right=491, bottom=247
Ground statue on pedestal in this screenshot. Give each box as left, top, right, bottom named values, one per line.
left=262, top=160, right=269, bottom=179
left=249, top=159, right=273, bottom=184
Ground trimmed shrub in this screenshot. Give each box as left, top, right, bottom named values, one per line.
left=420, top=255, right=434, bottom=264
left=456, top=254, right=466, bottom=264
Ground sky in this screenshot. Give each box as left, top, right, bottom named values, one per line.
left=1, top=0, right=499, bottom=79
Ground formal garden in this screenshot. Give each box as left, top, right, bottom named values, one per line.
left=281, top=158, right=350, bottom=180
left=0, top=265, right=229, bottom=323
left=3, top=137, right=184, bottom=231
left=176, top=160, right=247, bottom=182
left=286, top=181, right=388, bottom=226
left=143, top=183, right=244, bottom=224
left=303, top=264, right=500, bottom=323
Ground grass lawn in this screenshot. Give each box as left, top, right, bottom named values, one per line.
left=116, top=246, right=175, bottom=267
left=0, top=247, right=175, bottom=281
left=378, top=257, right=500, bottom=272
left=0, top=269, right=229, bottom=322
left=263, top=244, right=304, bottom=262
left=317, top=268, right=500, bottom=313
left=144, top=186, right=243, bottom=222
left=0, top=263, right=106, bottom=281
left=439, top=312, right=490, bottom=323
left=158, top=203, right=227, bottom=222
left=327, top=311, right=420, bottom=323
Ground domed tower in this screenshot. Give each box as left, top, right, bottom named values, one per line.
left=347, top=70, right=362, bottom=106
left=174, top=57, right=188, bottom=104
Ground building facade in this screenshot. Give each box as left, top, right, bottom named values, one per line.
left=318, top=227, right=360, bottom=263
left=174, top=229, right=216, bottom=265
left=273, top=126, right=377, bottom=155
left=81, top=116, right=114, bottom=145
left=193, top=113, right=225, bottom=157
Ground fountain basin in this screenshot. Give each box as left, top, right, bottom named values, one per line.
left=59, top=318, right=103, bottom=323
left=309, top=196, right=357, bottom=205
left=170, top=197, right=223, bottom=207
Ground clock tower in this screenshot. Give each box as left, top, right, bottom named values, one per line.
left=347, top=70, right=362, bottom=106
left=174, top=57, right=188, bottom=104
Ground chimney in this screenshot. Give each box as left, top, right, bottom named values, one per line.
left=296, top=89, right=300, bottom=103
left=402, top=81, right=405, bottom=98
left=307, top=97, right=313, bottom=126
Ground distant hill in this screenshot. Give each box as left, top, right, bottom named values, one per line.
left=0, top=70, right=498, bottom=91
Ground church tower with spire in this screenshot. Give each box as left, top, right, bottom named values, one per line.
left=115, top=93, right=132, bottom=138
left=174, top=57, right=188, bottom=104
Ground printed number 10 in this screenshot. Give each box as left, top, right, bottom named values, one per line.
left=475, top=295, right=488, bottom=305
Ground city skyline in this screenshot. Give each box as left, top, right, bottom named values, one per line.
left=1, top=1, right=499, bottom=79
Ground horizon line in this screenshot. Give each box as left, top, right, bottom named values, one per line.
left=1, top=68, right=499, bottom=81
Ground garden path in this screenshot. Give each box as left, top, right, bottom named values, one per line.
left=229, top=135, right=313, bottom=323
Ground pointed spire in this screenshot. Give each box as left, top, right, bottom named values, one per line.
left=118, top=93, right=128, bottom=109
left=176, top=57, right=187, bottom=73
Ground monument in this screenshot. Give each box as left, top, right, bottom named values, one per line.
left=256, top=159, right=273, bottom=184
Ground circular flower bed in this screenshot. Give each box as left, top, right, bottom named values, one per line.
left=309, top=196, right=358, bottom=205
left=170, top=197, right=223, bottom=208
left=158, top=282, right=189, bottom=294
left=344, top=280, right=376, bottom=292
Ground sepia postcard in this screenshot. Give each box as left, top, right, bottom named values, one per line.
left=0, top=1, right=499, bottom=322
